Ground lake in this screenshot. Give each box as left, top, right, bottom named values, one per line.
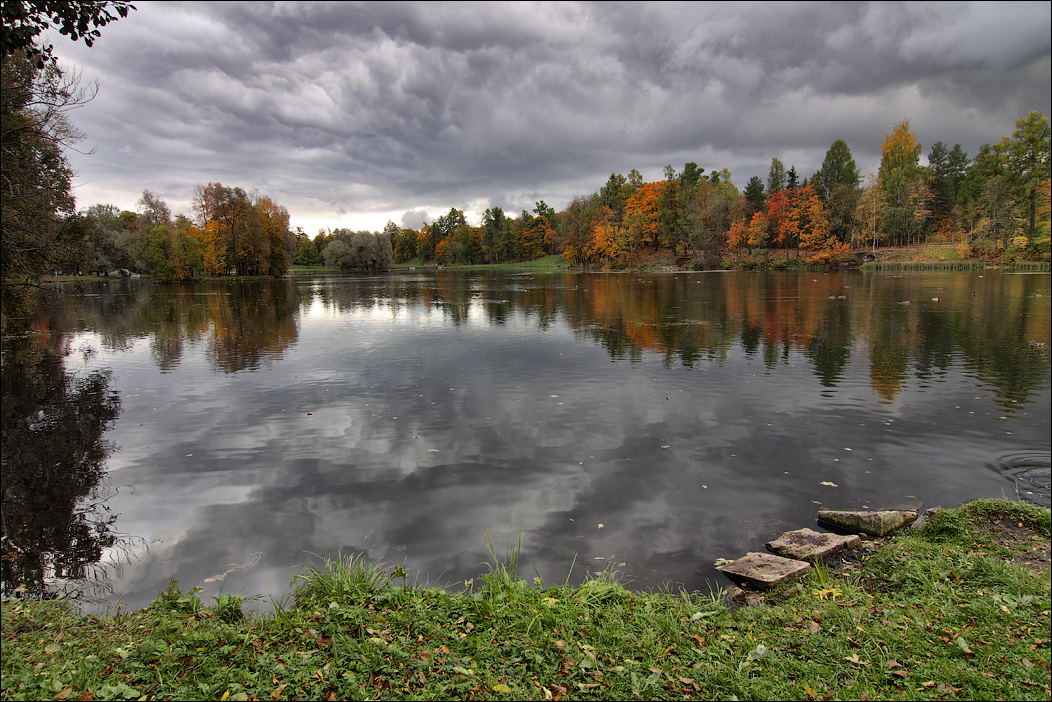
left=2, top=269, right=1049, bottom=611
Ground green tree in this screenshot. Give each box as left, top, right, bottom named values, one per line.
left=482, top=206, right=505, bottom=263
left=79, top=202, right=130, bottom=273
left=743, top=175, right=766, bottom=217
left=766, top=158, right=786, bottom=195
left=295, top=235, right=321, bottom=267
left=998, top=111, right=1051, bottom=240
left=946, top=144, right=970, bottom=209
left=600, top=172, right=629, bottom=224
left=814, top=139, right=860, bottom=201
left=974, top=176, right=1020, bottom=250
left=826, top=183, right=861, bottom=246
left=1, top=50, right=88, bottom=314
left=927, top=141, right=951, bottom=218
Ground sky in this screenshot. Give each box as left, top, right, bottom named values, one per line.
left=47, top=1, right=1052, bottom=236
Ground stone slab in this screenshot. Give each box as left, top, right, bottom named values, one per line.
left=910, top=507, right=942, bottom=532
left=817, top=509, right=918, bottom=537
left=766, top=528, right=861, bottom=562
left=717, top=552, right=811, bottom=590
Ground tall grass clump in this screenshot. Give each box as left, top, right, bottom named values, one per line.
left=291, top=549, right=391, bottom=604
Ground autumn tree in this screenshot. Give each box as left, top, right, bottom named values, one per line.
left=533, top=200, right=559, bottom=256
left=857, top=175, right=887, bottom=251
left=765, top=189, right=797, bottom=253
left=517, top=210, right=547, bottom=260
left=425, top=208, right=466, bottom=261
left=250, top=195, right=292, bottom=276
left=878, top=119, right=928, bottom=246
left=746, top=211, right=769, bottom=250
left=793, top=184, right=845, bottom=263
left=622, top=182, right=662, bottom=252
left=973, top=176, right=1020, bottom=250
left=560, top=194, right=598, bottom=266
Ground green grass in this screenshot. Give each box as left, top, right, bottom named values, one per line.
left=394, top=255, right=570, bottom=271
left=861, top=261, right=994, bottom=271
left=288, top=265, right=339, bottom=273
left=3, top=499, right=1049, bottom=700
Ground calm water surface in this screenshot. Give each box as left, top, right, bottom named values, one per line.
left=2, top=270, right=1049, bottom=610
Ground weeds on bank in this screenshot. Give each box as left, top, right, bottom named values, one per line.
left=3, top=499, right=1049, bottom=700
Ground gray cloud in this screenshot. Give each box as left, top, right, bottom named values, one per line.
left=52, top=1, right=1051, bottom=231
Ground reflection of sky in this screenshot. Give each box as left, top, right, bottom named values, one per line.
left=68, top=276, right=1052, bottom=613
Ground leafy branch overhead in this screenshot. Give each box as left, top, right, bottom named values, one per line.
left=0, top=0, right=134, bottom=67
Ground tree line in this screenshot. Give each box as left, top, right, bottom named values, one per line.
left=73, top=184, right=297, bottom=281
left=287, top=112, right=1049, bottom=273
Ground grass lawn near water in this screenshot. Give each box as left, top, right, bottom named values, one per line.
left=2, top=499, right=1049, bottom=701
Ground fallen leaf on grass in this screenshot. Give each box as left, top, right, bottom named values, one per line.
left=54, top=689, right=72, bottom=700
left=920, top=681, right=936, bottom=688
left=270, top=683, right=288, bottom=700
left=679, top=676, right=701, bottom=691
left=491, top=683, right=513, bottom=693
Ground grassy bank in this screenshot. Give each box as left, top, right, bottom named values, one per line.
left=2, top=499, right=1049, bottom=701
left=393, top=255, right=570, bottom=271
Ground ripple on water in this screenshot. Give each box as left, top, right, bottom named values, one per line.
left=990, top=450, right=1052, bottom=507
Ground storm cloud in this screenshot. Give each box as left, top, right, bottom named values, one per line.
left=50, top=1, right=1051, bottom=234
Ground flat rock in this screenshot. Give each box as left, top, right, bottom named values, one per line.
left=717, top=552, right=811, bottom=590
left=817, top=509, right=918, bottom=537
left=766, top=528, right=861, bottom=562
left=910, top=507, right=942, bottom=531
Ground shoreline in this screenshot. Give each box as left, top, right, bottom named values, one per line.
left=3, top=498, right=1048, bottom=701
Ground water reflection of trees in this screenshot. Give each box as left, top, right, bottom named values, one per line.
left=0, top=330, right=125, bottom=599
left=32, top=279, right=301, bottom=374
left=301, top=270, right=1049, bottom=406
left=32, top=271, right=1051, bottom=407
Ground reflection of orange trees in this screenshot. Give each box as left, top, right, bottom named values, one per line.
left=867, top=305, right=914, bottom=404
left=205, top=283, right=299, bottom=373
